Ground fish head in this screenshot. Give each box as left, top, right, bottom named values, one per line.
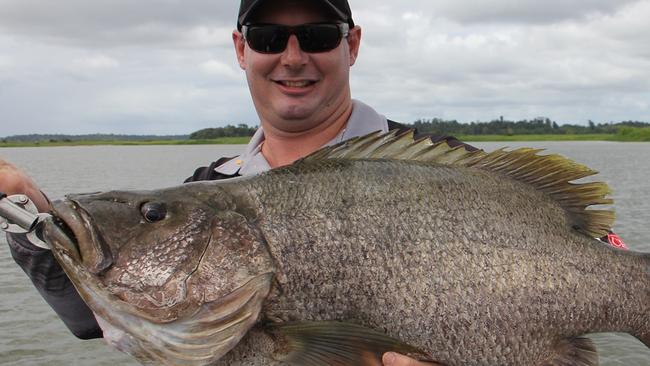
left=43, top=183, right=275, bottom=364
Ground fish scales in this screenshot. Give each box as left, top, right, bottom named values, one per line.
left=211, top=159, right=649, bottom=365
left=42, top=132, right=649, bottom=366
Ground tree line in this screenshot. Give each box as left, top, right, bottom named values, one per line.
left=189, top=124, right=257, bottom=139
left=4, top=119, right=649, bottom=142
left=187, top=118, right=650, bottom=139
left=2, top=133, right=187, bottom=142
left=189, top=119, right=650, bottom=138
left=407, top=117, right=649, bottom=136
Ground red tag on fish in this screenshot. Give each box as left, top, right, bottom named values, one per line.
left=607, top=233, right=628, bottom=250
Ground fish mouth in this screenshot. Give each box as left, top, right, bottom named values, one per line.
left=44, top=199, right=113, bottom=274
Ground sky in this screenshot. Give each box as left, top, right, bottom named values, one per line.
left=0, top=0, right=649, bottom=136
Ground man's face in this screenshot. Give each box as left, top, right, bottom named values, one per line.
left=233, top=1, right=361, bottom=133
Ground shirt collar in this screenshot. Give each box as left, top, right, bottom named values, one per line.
left=215, top=99, right=388, bottom=176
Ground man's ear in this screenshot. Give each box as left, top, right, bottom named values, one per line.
left=347, top=26, right=362, bottom=66
left=233, top=30, right=247, bottom=70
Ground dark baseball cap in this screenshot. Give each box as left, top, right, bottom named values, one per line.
left=238, top=0, right=354, bottom=30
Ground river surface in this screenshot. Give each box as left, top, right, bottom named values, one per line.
left=0, top=142, right=649, bottom=365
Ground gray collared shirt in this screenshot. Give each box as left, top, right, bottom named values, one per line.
left=215, top=99, right=389, bottom=176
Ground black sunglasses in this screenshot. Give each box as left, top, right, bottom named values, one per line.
left=241, top=22, right=350, bottom=54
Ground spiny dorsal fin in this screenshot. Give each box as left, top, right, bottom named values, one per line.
left=303, top=130, right=614, bottom=238
left=266, top=321, right=432, bottom=366
left=541, top=337, right=599, bottom=366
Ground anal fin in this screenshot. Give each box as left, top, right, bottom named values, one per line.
left=266, top=321, right=432, bottom=366
left=540, top=337, right=599, bottom=366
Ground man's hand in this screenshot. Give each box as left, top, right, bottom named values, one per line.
left=0, top=159, right=49, bottom=212
left=383, top=352, right=444, bottom=366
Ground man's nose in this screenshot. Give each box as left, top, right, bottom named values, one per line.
left=281, top=35, right=308, bottom=67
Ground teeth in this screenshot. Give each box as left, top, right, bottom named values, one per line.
left=281, top=80, right=311, bottom=87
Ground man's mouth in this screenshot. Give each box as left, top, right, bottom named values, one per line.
left=275, top=80, right=317, bottom=88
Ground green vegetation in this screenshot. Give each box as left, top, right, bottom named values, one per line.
left=457, top=128, right=650, bottom=142
left=3, top=120, right=650, bottom=147
left=190, top=124, right=256, bottom=139
left=408, top=117, right=649, bottom=136
left=458, top=134, right=617, bottom=142
left=403, top=117, right=650, bottom=142
left=1, top=124, right=258, bottom=147
left=614, top=127, right=650, bottom=142
left=1, top=133, right=188, bottom=143
left=0, top=137, right=251, bottom=148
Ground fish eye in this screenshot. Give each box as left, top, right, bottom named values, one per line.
left=141, top=202, right=167, bottom=223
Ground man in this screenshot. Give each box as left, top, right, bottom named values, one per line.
left=185, top=0, right=472, bottom=181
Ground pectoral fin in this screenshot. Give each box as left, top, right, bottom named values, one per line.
left=266, top=321, right=432, bottom=366
left=540, top=337, right=599, bottom=366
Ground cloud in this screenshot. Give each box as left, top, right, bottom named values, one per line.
left=0, top=0, right=649, bottom=136
left=72, top=55, right=120, bottom=70
left=0, top=55, right=11, bottom=69
left=199, top=59, right=240, bottom=79
left=351, top=0, right=650, bottom=123
left=355, top=0, right=640, bottom=25
left=439, top=0, right=638, bottom=24
left=0, top=0, right=238, bottom=47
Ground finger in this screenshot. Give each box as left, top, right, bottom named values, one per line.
left=0, top=163, right=26, bottom=193
left=0, top=159, right=17, bottom=172
left=0, top=163, right=49, bottom=212
left=382, top=352, right=443, bottom=366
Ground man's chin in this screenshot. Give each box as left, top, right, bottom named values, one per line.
left=269, top=107, right=325, bottom=132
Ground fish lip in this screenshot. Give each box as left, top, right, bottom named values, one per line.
left=43, top=214, right=82, bottom=263
left=48, top=199, right=113, bottom=274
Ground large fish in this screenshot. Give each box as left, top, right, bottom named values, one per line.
left=42, top=131, right=649, bottom=366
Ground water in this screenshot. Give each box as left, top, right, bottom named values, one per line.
left=0, top=142, right=649, bottom=365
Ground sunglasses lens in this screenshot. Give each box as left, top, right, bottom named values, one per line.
left=245, top=24, right=344, bottom=54
left=297, top=24, right=342, bottom=53
left=246, top=26, right=289, bottom=53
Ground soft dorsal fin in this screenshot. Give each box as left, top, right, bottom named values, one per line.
left=303, top=130, right=614, bottom=238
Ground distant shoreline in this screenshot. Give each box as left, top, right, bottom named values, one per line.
left=1, top=134, right=649, bottom=147
left=456, top=134, right=639, bottom=142
left=0, top=137, right=251, bottom=148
